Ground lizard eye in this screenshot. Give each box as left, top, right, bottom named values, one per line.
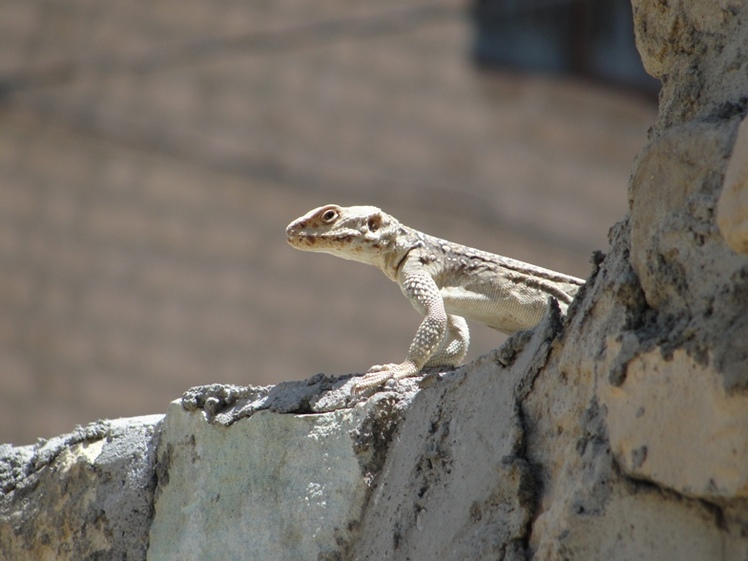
left=320, top=209, right=339, bottom=224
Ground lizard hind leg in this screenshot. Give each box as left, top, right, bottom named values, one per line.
left=423, top=314, right=469, bottom=368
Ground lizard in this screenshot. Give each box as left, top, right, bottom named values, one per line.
left=286, top=204, right=585, bottom=392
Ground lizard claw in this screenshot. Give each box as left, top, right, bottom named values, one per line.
left=350, top=361, right=419, bottom=393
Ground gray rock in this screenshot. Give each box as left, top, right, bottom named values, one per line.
left=0, top=415, right=162, bottom=561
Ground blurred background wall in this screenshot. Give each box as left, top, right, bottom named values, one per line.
left=0, top=0, right=656, bottom=444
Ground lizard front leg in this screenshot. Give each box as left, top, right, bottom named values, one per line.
left=352, top=267, right=447, bottom=392
left=359, top=313, right=466, bottom=387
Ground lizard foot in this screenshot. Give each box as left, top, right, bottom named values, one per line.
left=366, top=362, right=400, bottom=373
left=351, top=361, right=419, bottom=393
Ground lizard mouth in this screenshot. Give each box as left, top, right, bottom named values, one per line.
left=286, top=233, right=314, bottom=249
left=295, top=233, right=355, bottom=244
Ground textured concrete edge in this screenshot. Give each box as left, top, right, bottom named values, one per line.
left=0, top=414, right=164, bottom=560
left=148, top=380, right=425, bottom=560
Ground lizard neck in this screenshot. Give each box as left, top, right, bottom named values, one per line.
left=378, top=225, right=421, bottom=282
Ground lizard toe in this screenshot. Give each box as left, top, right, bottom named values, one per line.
left=351, top=370, right=394, bottom=393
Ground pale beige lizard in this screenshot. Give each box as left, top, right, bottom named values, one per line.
left=286, top=204, right=584, bottom=391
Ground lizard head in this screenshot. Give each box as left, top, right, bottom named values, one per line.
left=286, top=204, right=403, bottom=268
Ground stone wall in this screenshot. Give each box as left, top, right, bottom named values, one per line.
left=2, top=1, right=747, bottom=559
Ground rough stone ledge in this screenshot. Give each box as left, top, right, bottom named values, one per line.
left=0, top=304, right=560, bottom=561
left=0, top=415, right=163, bottom=561
left=1, top=295, right=747, bottom=560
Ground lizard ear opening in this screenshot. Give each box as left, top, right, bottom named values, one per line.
left=368, top=214, right=382, bottom=232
